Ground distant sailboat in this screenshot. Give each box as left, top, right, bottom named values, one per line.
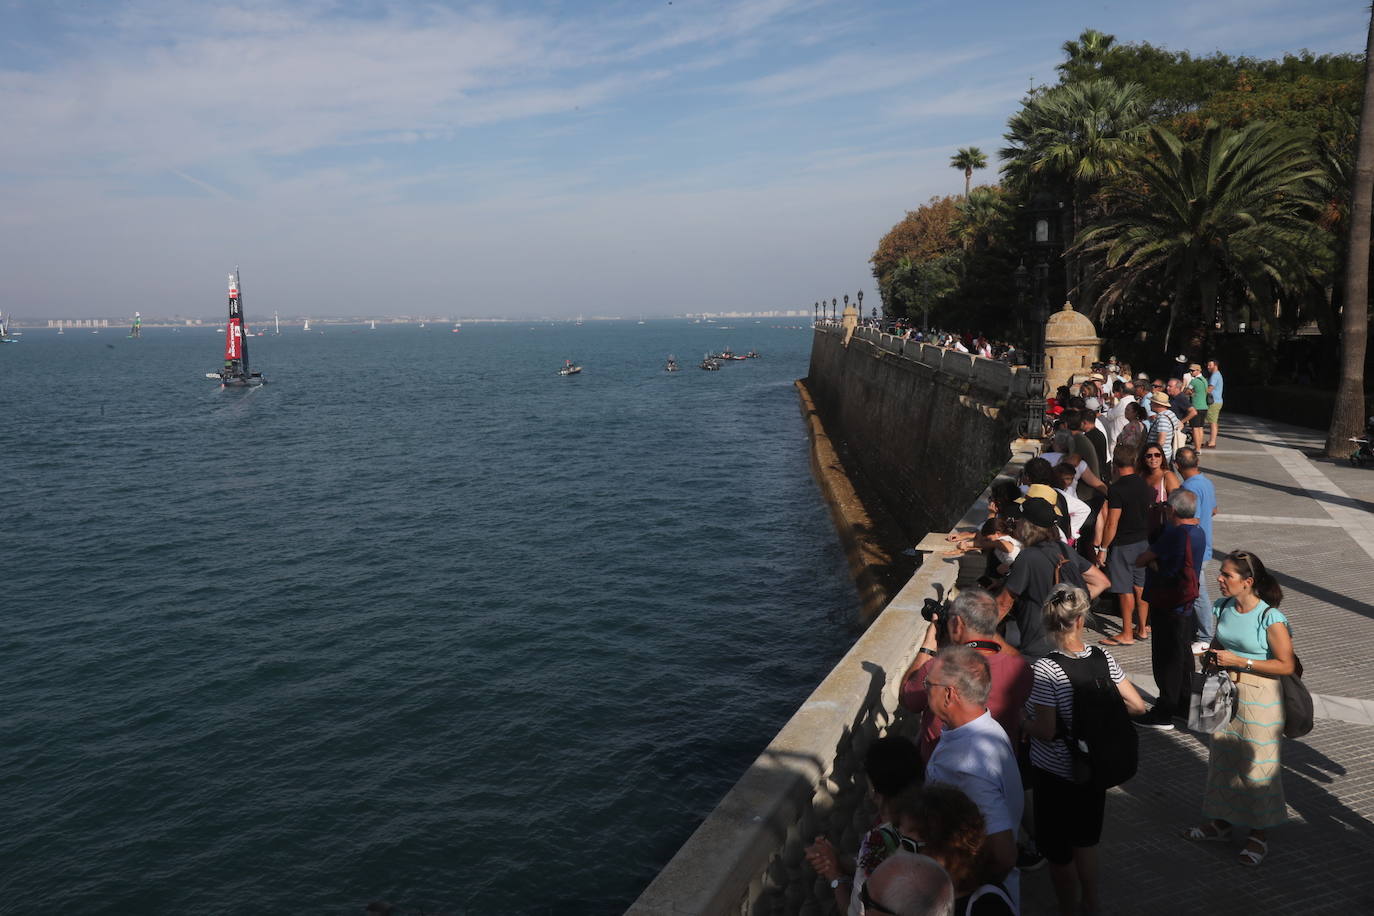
left=206, top=268, right=265, bottom=387
left=303, top=318, right=311, bottom=331
left=58, top=323, right=64, bottom=335
left=370, top=320, right=377, bottom=330
left=128, top=312, right=142, bottom=339
left=274, top=311, right=280, bottom=335
left=0, top=311, right=15, bottom=343
left=575, top=314, right=584, bottom=326
left=452, top=321, right=461, bottom=333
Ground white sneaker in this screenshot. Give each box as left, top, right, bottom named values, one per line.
left=1191, top=641, right=1211, bottom=655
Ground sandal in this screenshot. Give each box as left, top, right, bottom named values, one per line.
left=1182, top=822, right=1231, bottom=842
left=1238, top=837, right=1268, bottom=867
left=1099, top=637, right=1134, bottom=647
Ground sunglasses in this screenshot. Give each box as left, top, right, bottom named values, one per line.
left=1144, top=453, right=1164, bottom=459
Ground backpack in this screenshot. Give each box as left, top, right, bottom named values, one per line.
left=1047, top=541, right=1086, bottom=590
left=1052, top=648, right=1138, bottom=790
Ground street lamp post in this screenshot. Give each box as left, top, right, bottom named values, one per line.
left=857, top=289, right=865, bottom=324
left=1022, top=190, right=1061, bottom=440
left=1014, top=263, right=1029, bottom=348
left=832, top=298, right=838, bottom=322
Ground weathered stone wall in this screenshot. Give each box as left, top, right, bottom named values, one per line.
left=804, top=325, right=1032, bottom=541
left=626, top=327, right=1038, bottom=915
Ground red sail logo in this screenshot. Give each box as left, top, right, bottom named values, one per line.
left=225, top=317, right=242, bottom=359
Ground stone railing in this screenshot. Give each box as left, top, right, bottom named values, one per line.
left=626, top=440, right=1040, bottom=916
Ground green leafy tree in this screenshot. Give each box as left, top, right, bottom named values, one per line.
left=950, top=147, right=988, bottom=197
left=871, top=196, right=961, bottom=315
left=1076, top=122, right=1330, bottom=351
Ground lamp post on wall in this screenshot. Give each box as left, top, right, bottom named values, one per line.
left=1022, top=190, right=1061, bottom=440
left=813, top=301, right=819, bottom=325
left=1014, top=262, right=1029, bottom=346
left=832, top=298, right=838, bottom=322
left=857, top=289, right=865, bottom=324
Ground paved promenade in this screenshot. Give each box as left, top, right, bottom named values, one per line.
left=1020, top=414, right=1374, bottom=914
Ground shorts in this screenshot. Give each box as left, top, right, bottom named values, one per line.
left=1206, top=402, right=1222, bottom=424
left=1189, top=414, right=1205, bottom=429
left=1032, top=767, right=1107, bottom=864
left=1107, top=540, right=1148, bottom=593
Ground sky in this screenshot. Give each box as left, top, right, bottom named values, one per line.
left=0, top=0, right=1367, bottom=320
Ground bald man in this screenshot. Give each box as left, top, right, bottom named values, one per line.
left=864, top=852, right=954, bottom=916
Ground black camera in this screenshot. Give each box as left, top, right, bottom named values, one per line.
left=921, top=597, right=945, bottom=622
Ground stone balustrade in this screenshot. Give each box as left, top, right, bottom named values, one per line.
left=627, top=439, right=1038, bottom=915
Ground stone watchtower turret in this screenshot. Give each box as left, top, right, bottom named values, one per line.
left=841, top=301, right=860, bottom=348
left=1043, top=301, right=1101, bottom=394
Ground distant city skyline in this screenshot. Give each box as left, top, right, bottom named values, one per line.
left=1, top=0, right=1364, bottom=320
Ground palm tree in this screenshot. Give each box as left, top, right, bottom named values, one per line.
left=1327, top=9, right=1373, bottom=457
left=950, top=147, right=988, bottom=197
left=1058, top=29, right=1117, bottom=76
left=1076, top=122, right=1330, bottom=350
left=1000, top=79, right=1148, bottom=304
left=953, top=186, right=1010, bottom=250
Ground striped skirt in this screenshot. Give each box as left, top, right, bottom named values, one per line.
left=1202, top=671, right=1286, bottom=829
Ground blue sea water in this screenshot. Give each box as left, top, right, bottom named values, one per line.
left=1, top=320, right=858, bottom=914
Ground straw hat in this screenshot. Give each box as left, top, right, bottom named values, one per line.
left=1151, top=391, right=1171, bottom=407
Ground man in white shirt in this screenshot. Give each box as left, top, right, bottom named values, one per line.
left=1099, top=380, right=1136, bottom=457
left=924, top=646, right=1023, bottom=905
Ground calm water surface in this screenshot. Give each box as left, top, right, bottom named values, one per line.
left=2, top=320, right=858, bottom=914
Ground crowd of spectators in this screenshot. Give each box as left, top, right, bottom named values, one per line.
left=865, top=321, right=1026, bottom=364
left=806, top=353, right=1302, bottom=914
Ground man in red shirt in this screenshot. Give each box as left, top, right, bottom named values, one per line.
left=899, top=588, right=1034, bottom=764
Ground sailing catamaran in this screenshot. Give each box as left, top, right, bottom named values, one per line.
left=206, top=268, right=264, bottom=387
left=128, top=312, right=142, bottom=339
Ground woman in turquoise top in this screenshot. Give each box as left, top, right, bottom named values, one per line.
left=1183, top=551, right=1295, bottom=867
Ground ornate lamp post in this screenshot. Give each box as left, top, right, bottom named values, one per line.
left=1014, top=262, right=1029, bottom=346
left=814, top=301, right=819, bottom=325
left=857, top=289, right=865, bottom=324
left=1022, top=191, right=1060, bottom=439
left=832, top=298, right=838, bottom=322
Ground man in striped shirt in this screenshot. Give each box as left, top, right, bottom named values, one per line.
left=1146, top=391, right=1179, bottom=463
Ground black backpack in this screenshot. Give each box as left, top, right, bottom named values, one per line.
left=1052, top=648, right=1138, bottom=790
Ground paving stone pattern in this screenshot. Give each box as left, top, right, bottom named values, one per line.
left=1032, top=414, right=1374, bottom=914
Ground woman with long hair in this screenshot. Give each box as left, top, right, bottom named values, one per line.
left=1023, top=585, right=1147, bottom=915
left=1136, top=444, right=1181, bottom=505
left=1184, top=551, right=1295, bottom=867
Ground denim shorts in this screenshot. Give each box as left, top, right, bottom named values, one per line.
left=1107, top=540, right=1148, bottom=593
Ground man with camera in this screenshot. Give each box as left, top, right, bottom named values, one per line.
left=900, top=588, right=1034, bottom=765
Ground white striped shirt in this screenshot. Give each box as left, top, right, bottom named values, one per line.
left=1025, top=648, right=1126, bottom=779
left=1146, top=411, right=1178, bottom=461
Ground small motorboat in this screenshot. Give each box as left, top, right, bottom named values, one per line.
left=699, top=354, right=720, bottom=371
left=665, top=355, right=680, bottom=372
left=745, top=349, right=760, bottom=359
left=558, top=359, right=582, bottom=376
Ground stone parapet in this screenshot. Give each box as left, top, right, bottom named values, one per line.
left=626, top=440, right=1040, bottom=915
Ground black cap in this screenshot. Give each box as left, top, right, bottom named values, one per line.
left=1020, top=497, right=1058, bottom=528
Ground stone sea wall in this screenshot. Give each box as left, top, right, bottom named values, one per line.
left=804, top=324, right=1033, bottom=542
left=627, top=325, right=1037, bottom=915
